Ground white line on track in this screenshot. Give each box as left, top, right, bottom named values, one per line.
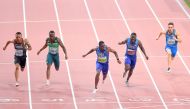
left=0, top=17, right=190, bottom=24
left=114, top=0, right=168, bottom=109
left=1, top=55, right=190, bottom=65
left=83, top=0, right=123, bottom=109
left=145, top=0, right=190, bottom=75
left=175, top=0, right=190, bottom=18
left=22, top=0, right=33, bottom=109
left=52, top=0, right=78, bottom=109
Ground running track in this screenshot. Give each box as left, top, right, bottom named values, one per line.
left=0, top=0, right=190, bottom=109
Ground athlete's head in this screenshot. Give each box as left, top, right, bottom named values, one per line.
left=130, top=32, right=137, bottom=43
left=99, top=41, right=105, bottom=51
left=49, top=30, right=55, bottom=38
left=168, top=22, right=174, bottom=33
left=15, top=32, right=22, bottom=42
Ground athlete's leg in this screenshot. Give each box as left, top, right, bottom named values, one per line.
left=166, top=47, right=172, bottom=71
left=126, top=57, right=136, bottom=83
left=20, top=57, right=26, bottom=72
left=46, top=53, right=53, bottom=85
left=14, top=56, right=20, bottom=87
left=123, top=56, right=131, bottom=78
left=15, top=64, right=20, bottom=86
left=102, top=64, right=109, bottom=84
left=171, top=47, right=177, bottom=61
left=95, top=71, right=101, bottom=89
left=95, top=62, right=103, bottom=89
left=53, top=54, right=60, bottom=71
left=126, top=68, right=134, bottom=82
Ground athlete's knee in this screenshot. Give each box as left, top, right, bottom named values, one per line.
left=47, top=65, right=51, bottom=70
left=15, top=65, right=19, bottom=71
left=96, top=72, right=100, bottom=77
left=103, top=74, right=107, bottom=78
left=125, top=65, right=130, bottom=71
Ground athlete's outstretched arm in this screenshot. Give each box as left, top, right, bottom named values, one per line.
left=118, top=39, right=127, bottom=45
left=37, top=40, right=47, bottom=55
left=24, top=39, right=32, bottom=51
left=58, top=38, right=68, bottom=59
left=156, top=32, right=166, bottom=40
left=82, top=48, right=97, bottom=58
left=138, top=40, right=149, bottom=60
left=3, top=40, right=14, bottom=50
left=107, top=47, right=121, bottom=64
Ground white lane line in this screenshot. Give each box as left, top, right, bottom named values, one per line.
left=83, top=0, right=123, bottom=109
left=1, top=55, right=190, bottom=65
left=0, top=17, right=190, bottom=24
left=52, top=0, right=78, bottom=109
left=22, top=0, right=33, bottom=109
left=145, top=0, right=190, bottom=75
left=175, top=0, right=190, bottom=19
left=114, top=0, right=168, bottom=109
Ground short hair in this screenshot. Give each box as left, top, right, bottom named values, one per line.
left=49, top=30, right=55, bottom=34
left=131, top=32, right=136, bottom=37
left=99, top=41, right=104, bottom=46
left=16, top=32, right=22, bottom=35
left=168, top=22, right=174, bottom=26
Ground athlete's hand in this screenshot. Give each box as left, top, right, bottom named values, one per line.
left=118, top=42, right=122, bottom=45
left=117, top=59, right=122, bottom=64
left=82, top=54, right=87, bottom=58
left=37, top=51, right=40, bottom=55
left=65, top=55, right=68, bottom=60
left=145, top=55, right=149, bottom=60
left=3, top=47, right=6, bottom=51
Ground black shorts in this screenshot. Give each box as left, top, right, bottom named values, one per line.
left=14, top=56, right=26, bottom=69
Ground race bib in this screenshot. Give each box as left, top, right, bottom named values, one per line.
left=98, top=56, right=107, bottom=63
left=49, top=47, right=58, bottom=54
left=167, top=39, right=175, bottom=45
left=127, top=49, right=136, bottom=55
left=15, top=50, right=23, bottom=56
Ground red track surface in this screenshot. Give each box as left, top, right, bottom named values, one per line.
left=0, top=0, right=190, bottom=109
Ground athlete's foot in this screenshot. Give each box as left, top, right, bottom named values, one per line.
left=15, top=82, right=19, bottom=87
left=46, top=80, right=50, bottom=86
left=123, top=72, right=127, bottom=78
left=125, top=80, right=129, bottom=87
left=166, top=67, right=171, bottom=73
left=92, top=88, right=98, bottom=94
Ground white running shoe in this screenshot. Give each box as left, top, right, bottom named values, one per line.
left=15, top=82, right=19, bottom=87
left=166, top=67, right=171, bottom=73
left=46, top=80, right=50, bottom=86
left=92, top=88, right=98, bottom=94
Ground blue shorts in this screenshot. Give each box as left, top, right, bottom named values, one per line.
left=46, top=53, right=60, bottom=69
left=96, top=62, right=109, bottom=75
left=165, top=46, right=177, bottom=57
left=125, top=55, right=136, bottom=69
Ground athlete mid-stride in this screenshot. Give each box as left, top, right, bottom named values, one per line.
left=3, top=32, right=32, bottom=87
left=118, top=32, right=148, bottom=86
left=37, top=30, right=68, bottom=85
left=82, top=41, right=121, bottom=93
left=156, top=22, right=182, bottom=72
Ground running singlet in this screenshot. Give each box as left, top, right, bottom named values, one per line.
left=96, top=46, right=109, bottom=63
left=125, top=38, right=138, bottom=56
left=14, top=40, right=26, bottom=57
left=166, top=29, right=177, bottom=47
left=47, top=37, right=59, bottom=54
